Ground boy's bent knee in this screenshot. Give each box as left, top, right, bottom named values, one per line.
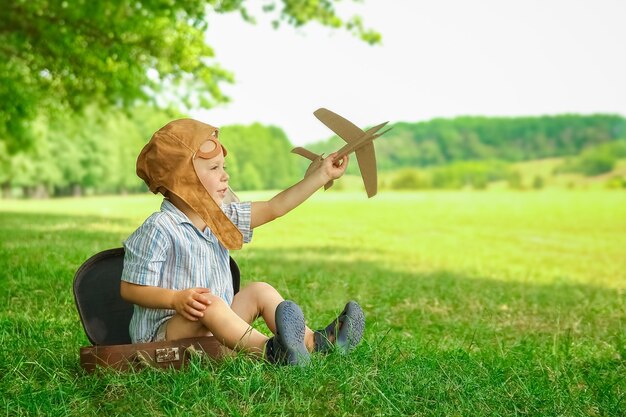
left=244, top=281, right=277, bottom=294
left=204, top=293, right=230, bottom=311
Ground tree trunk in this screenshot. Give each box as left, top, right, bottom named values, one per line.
left=72, top=184, right=83, bottom=197
left=33, top=184, right=49, bottom=199
left=1, top=182, right=11, bottom=199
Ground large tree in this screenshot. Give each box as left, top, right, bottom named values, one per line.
left=0, top=0, right=379, bottom=153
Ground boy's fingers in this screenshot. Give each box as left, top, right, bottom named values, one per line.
left=181, top=309, right=198, bottom=321
left=193, top=292, right=211, bottom=306
left=191, top=300, right=206, bottom=311
left=185, top=305, right=203, bottom=318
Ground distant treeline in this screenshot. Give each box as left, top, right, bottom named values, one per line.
left=307, top=114, right=626, bottom=171
left=1, top=110, right=624, bottom=197
left=0, top=106, right=298, bottom=198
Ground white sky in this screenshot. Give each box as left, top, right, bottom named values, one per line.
left=193, top=0, right=626, bottom=146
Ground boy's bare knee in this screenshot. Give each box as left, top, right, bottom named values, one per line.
left=205, top=293, right=229, bottom=310
left=245, top=281, right=277, bottom=295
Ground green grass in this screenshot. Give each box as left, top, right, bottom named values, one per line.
left=1, top=190, right=625, bottom=416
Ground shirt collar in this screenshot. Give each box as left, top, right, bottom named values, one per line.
left=161, top=198, right=219, bottom=244
left=161, top=198, right=192, bottom=225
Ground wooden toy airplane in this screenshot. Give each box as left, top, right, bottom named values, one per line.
left=292, top=108, right=392, bottom=198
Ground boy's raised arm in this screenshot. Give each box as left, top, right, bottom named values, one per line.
left=250, top=153, right=348, bottom=228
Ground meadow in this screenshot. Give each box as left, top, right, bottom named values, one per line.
left=1, top=190, right=625, bottom=416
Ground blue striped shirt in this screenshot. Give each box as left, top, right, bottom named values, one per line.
left=121, top=199, right=253, bottom=343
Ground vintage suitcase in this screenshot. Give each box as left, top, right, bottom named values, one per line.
left=78, top=335, right=226, bottom=372
left=73, top=247, right=239, bottom=372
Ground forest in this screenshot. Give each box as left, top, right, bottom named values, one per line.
left=309, top=113, right=626, bottom=168
left=1, top=110, right=624, bottom=197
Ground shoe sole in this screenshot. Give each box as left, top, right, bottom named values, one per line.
left=275, top=300, right=311, bottom=366
left=336, top=301, right=366, bottom=353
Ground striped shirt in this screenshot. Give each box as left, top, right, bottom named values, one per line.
left=121, top=199, right=253, bottom=343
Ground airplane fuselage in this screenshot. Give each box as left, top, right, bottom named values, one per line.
left=332, top=121, right=389, bottom=161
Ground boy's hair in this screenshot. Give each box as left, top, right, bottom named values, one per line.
left=136, top=118, right=243, bottom=249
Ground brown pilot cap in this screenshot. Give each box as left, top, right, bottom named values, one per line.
left=136, top=118, right=243, bottom=250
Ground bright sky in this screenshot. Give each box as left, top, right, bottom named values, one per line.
left=193, top=0, right=626, bottom=146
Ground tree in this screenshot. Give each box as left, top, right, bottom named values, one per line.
left=219, top=123, right=299, bottom=191
left=0, top=0, right=380, bottom=153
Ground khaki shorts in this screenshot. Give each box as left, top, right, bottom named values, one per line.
left=153, top=320, right=168, bottom=342
left=152, top=318, right=214, bottom=342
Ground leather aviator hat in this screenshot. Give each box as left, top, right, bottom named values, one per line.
left=136, top=118, right=243, bottom=250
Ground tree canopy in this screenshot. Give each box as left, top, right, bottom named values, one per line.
left=0, top=107, right=300, bottom=198
left=0, top=0, right=380, bottom=153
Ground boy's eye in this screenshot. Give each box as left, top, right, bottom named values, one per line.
left=223, top=165, right=227, bottom=171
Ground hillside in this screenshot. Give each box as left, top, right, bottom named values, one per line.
left=303, top=114, right=626, bottom=172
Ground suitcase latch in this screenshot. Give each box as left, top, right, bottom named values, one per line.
left=155, top=347, right=180, bottom=363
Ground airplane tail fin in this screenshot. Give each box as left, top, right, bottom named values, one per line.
left=364, top=121, right=389, bottom=136
left=374, top=127, right=393, bottom=138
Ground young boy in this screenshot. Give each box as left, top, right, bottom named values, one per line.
left=120, top=118, right=365, bottom=366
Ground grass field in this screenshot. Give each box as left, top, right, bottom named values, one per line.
left=1, top=190, right=625, bottom=416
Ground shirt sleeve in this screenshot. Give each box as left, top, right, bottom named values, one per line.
left=121, top=217, right=169, bottom=286
left=222, top=201, right=253, bottom=244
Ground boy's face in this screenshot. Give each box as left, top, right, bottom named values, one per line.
left=193, top=147, right=229, bottom=206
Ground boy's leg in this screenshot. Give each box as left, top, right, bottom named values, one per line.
left=165, top=294, right=269, bottom=357
left=166, top=295, right=310, bottom=365
left=231, top=282, right=316, bottom=352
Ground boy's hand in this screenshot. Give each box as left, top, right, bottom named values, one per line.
left=172, top=288, right=211, bottom=321
left=250, top=152, right=348, bottom=229
left=322, top=152, right=349, bottom=181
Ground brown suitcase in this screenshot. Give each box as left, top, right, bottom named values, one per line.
left=73, top=248, right=240, bottom=373
left=79, top=336, right=226, bottom=373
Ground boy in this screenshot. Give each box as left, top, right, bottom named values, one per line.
left=120, top=118, right=365, bottom=366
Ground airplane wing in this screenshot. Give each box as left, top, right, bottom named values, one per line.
left=314, top=108, right=364, bottom=143
left=355, top=142, right=378, bottom=198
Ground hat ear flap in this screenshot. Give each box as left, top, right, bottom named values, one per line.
left=171, top=183, right=243, bottom=250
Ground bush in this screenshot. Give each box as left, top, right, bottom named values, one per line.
left=430, top=160, right=513, bottom=189
left=389, top=169, right=429, bottom=190
left=606, top=176, right=626, bottom=189
left=555, top=140, right=625, bottom=176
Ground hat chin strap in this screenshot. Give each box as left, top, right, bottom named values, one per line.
left=223, top=187, right=240, bottom=204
